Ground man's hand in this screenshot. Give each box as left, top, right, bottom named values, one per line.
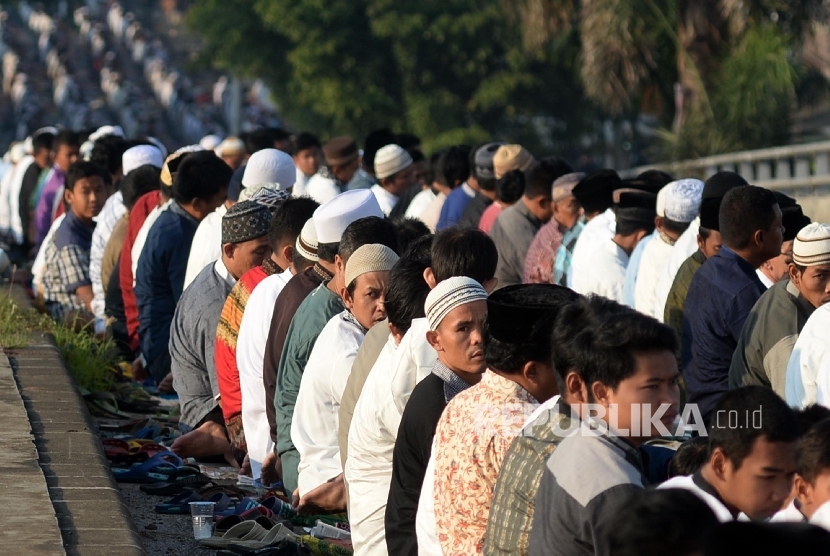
left=296, top=474, right=347, bottom=515
left=131, top=357, right=146, bottom=382
left=261, top=451, right=282, bottom=486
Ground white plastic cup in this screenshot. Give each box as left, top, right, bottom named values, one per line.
left=189, top=501, right=215, bottom=540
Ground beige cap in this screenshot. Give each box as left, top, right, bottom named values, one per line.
left=493, top=144, right=536, bottom=179
left=345, top=244, right=399, bottom=287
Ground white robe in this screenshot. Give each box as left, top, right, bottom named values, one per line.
left=405, top=189, right=437, bottom=221
left=370, top=184, right=398, bottom=216
left=571, top=238, right=629, bottom=304
left=652, top=217, right=700, bottom=321
left=90, top=191, right=126, bottom=319
left=658, top=475, right=734, bottom=522
left=634, top=234, right=675, bottom=318
left=568, top=208, right=616, bottom=290
left=345, top=334, right=401, bottom=555
left=183, top=204, right=226, bottom=290
left=416, top=443, right=443, bottom=556
left=785, top=302, right=830, bottom=408
left=33, top=214, right=65, bottom=296
left=293, top=310, right=366, bottom=496
left=237, top=268, right=293, bottom=480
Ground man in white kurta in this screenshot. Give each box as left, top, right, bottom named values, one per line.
left=786, top=302, right=830, bottom=408
left=183, top=203, right=227, bottom=290
left=567, top=207, right=615, bottom=290
left=573, top=238, right=630, bottom=303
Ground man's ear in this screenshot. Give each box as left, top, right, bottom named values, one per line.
left=423, top=267, right=437, bottom=289
left=282, top=244, right=294, bottom=264
left=482, top=277, right=498, bottom=293
left=591, top=381, right=611, bottom=408
left=710, top=448, right=729, bottom=481
left=426, top=329, right=442, bottom=351
left=64, top=187, right=73, bottom=204
left=754, top=229, right=766, bottom=249
left=335, top=254, right=345, bottom=275
left=340, top=284, right=353, bottom=308
left=389, top=322, right=405, bottom=344
left=789, top=263, right=801, bottom=286
left=565, top=371, right=587, bottom=404
left=222, top=242, right=235, bottom=260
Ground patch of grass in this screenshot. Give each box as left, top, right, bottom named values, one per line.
left=0, top=290, right=118, bottom=392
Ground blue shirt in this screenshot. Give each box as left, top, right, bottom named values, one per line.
left=135, top=201, right=199, bottom=371
left=622, top=231, right=656, bottom=308
left=682, top=246, right=765, bottom=423
left=436, top=183, right=474, bottom=230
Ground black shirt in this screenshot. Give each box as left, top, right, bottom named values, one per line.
left=458, top=192, right=492, bottom=228
left=19, top=161, right=43, bottom=247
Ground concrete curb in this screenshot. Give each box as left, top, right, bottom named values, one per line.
left=3, top=285, right=146, bottom=555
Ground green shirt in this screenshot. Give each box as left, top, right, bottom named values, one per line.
left=275, top=282, right=344, bottom=493
left=664, top=250, right=706, bottom=350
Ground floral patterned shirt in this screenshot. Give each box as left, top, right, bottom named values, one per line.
left=432, top=370, right=539, bottom=555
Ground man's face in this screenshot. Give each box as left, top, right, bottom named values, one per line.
left=190, top=187, right=228, bottom=221
left=383, top=164, right=417, bottom=197
left=529, top=195, right=553, bottom=223
left=344, top=271, right=389, bottom=330
left=596, top=349, right=680, bottom=442
left=698, top=230, right=723, bottom=259
left=761, top=240, right=793, bottom=283
left=761, top=204, right=785, bottom=261
left=791, top=263, right=830, bottom=309
left=34, top=146, right=53, bottom=168
left=411, top=159, right=428, bottom=187
left=222, top=152, right=246, bottom=171
left=553, top=195, right=582, bottom=229
left=430, top=300, right=487, bottom=377
left=720, top=436, right=797, bottom=520
left=54, top=144, right=79, bottom=172
left=225, top=235, right=271, bottom=280
left=294, top=146, right=321, bottom=177
left=331, top=157, right=360, bottom=184
left=65, top=175, right=107, bottom=221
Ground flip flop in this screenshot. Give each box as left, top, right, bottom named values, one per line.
left=215, top=497, right=259, bottom=518
left=111, top=452, right=183, bottom=483
left=102, top=439, right=130, bottom=460
left=200, top=517, right=274, bottom=549
left=225, top=524, right=297, bottom=552
left=139, top=467, right=214, bottom=495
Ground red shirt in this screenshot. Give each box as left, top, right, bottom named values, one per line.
left=120, top=190, right=162, bottom=351
left=479, top=203, right=503, bottom=235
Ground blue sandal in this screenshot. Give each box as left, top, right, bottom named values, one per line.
left=112, top=452, right=183, bottom=483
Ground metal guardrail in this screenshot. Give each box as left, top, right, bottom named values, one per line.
left=622, top=141, right=830, bottom=193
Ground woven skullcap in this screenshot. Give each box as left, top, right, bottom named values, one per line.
left=793, top=222, right=830, bottom=267
left=295, top=219, right=319, bottom=262
left=493, top=144, right=536, bottom=179
left=663, top=178, right=704, bottom=223
left=160, top=151, right=189, bottom=187
left=242, top=148, right=296, bottom=190
left=200, top=134, right=222, bottom=152
left=89, top=125, right=125, bottom=142
left=122, top=144, right=164, bottom=176
left=474, top=142, right=506, bottom=180
left=374, top=144, right=413, bottom=179
left=313, top=189, right=384, bottom=244
left=425, top=276, right=488, bottom=331
left=218, top=136, right=245, bottom=156
left=221, top=200, right=272, bottom=244
left=552, top=172, right=586, bottom=203
left=241, top=185, right=292, bottom=210
left=175, top=144, right=205, bottom=155
left=345, top=244, right=399, bottom=288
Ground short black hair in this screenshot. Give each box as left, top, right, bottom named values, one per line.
left=395, top=132, right=422, bottom=151
left=121, top=165, right=161, bottom=209
left=699, top=226, right=714, bottom=241
left=431, top=227, right=497, bottom=284
left=65, top=161, right=111, bottom=192
left=484, top=286, right=579, bottom=374
left=662, top=217, right=691, bottom=236
left=268, top=127, right=291, bottom=143
left=392, top=217, right=431, bottom=253
left=268, top=197, right=319, bottom=252
left=409, top=149, right=425, bottom=164
left=172, top=151, right=232, bottom=204
left=89, top=135, right=129, bottom=178
left=294, top=132, right=321, bottom=153
left=551, top=296, right=678, bottom=390
left=718, top=185, right=779, bottom=250
left=617, top=218, right=656, bottom=237
left=704, top=521, right=830, bottom=555
left=796, top=404, right=830, bottom=436
left=796, top=418, right=830, bottom=483
left=339, top=216, right=399, bottom=263
left=668, top=436, right=710, bottom=477
left=363, top=128, right=396, bottom=172
left=496, top=169, right=525, bottom=204
left=708, top=386, right=799, bottom=469
left=436, top=145, right=471, bottom=188
left=318, top=242, right=339, bottom=264
left=32, top=131, right=55, bottom=153
left=386, top=237, right=432, bottom=333
left=245, top=129, right=275, bottom=154
left=424, top=150, right=443, bottom=186
left=479, top=176, right=497, bottom=193
left=53, top=129, right=80, bottom=151
left=523, top=156, right=574, bottom=200
left=606, top=488, right=719, bottom=556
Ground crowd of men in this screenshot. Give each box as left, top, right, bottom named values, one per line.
left=4, top=122, right=830, bottom=555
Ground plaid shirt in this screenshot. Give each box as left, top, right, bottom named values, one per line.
left=484, top=398, right=573, bottom=556
left=42, top=212, right=95, bottom=321
left=431, top=359, right=472, bottom=403
left=552, top=220, right=584, bottom=286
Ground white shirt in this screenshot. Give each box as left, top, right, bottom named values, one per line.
left=756, top=269, right=775, bottom=289
left=237, top=267, right=293, bottom=480
left=652, top=217, right=700, bottom=321
left=370, top=184, right=398, bottom=216
left=416, top=193, right=446, bottom=232
left=405, top=189, right=437, bottom=220
left=183, top=204, right=227, bottom=290
left=770, top=500, right=805, bottom=522
left=571, top=238, right=629, bottom=303
left=568, top=208, right=616, bottom=289
left=293, top=310, right=366, bottom=496
left=293, top=166, right=312, bottom=198
left=634, top=234, right=675, bottom=317
left=785, top=302, right=830, bottom=408
left=658, top=475, right=734, bottom=522
left=90, top=191, right=126, bottom=319
left=33, top=213, right=65, bottom=296
left=2, top=156, right=34, bottom=245
left=304, top=173, right=341, bottom=205
left=416, top=442, right=443, bottom=556
left=389, top=318, right=438, bottom=415
left=345, top=334, right=400, bottom=555
left=132, top=198, right=172, bottom=283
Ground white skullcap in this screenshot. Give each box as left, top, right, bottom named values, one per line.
left=175, top=144, right=205, bottom=154
left=218, top=136, right=245, bottom=156
left=345, top=244, right=399, bottom=287
left=88, top=124, right=125, bottom=142
left=80, top=140, right=94, bottom=160
left=425, top=276, right=488, bottom=331
left=793, top=222, right=830, bottom=267
left=295, top=219, right=319, bottom=262
left=374, top=144, right=413, bottom=180
left=122, top=145, right=164, bottom=176
left=147, top=137, right=168, bottom=159
left=313, top=189, right=384, bottom=244
left=33, top=126, right=59, bottom=138
left=243, top=148, right=296, bottom=190
left=23, top=136, right=33, bottom=155
left=9, top=142, right=27, bottom=164
left=663, top=178, right=704, bottom=223
left=199, top=134, right=223, bottom=151
left=656, top=185, right=668, bottom=218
